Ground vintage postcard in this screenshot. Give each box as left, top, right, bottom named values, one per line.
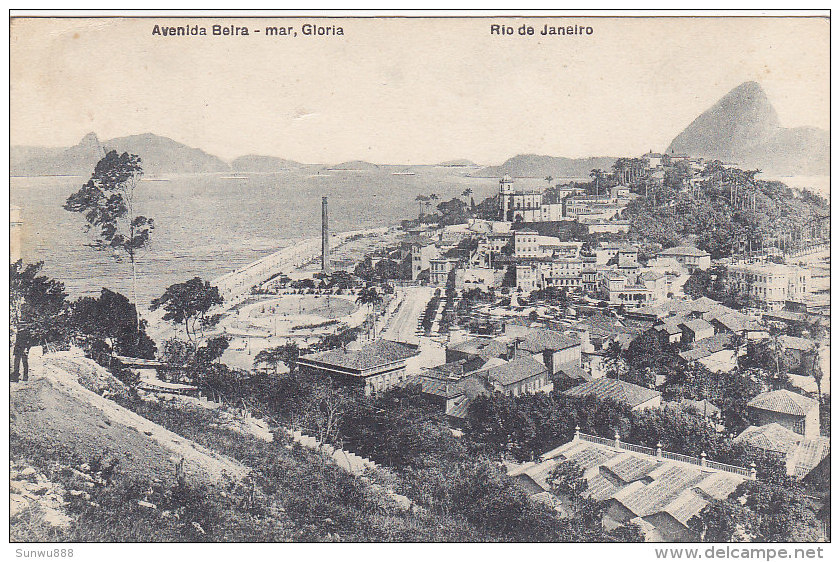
left=8, top=11, right=831, bottom=551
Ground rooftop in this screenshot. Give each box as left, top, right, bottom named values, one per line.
left=476, top=355, right=547, bottom=387
left=778, top=334, right=816, bottom=352
left=509, top=437, right=746, bottom=536
left=735, top=424, right=830, bottom=479
left=555, top=362, right=592, bottom=384
left=710, top=311, right=761, bottom=333
left=563, top=378, right=661, bottom=408
left=505, top=327, right=581, bottom=354
left=734, top=423, right=801, bottom=454
left=747, top=389, right=818, bottom=417
left=630, top=296, right=729, bottom=320
left=448, top=337, right=509, bottom=360
left=679, top=318, right=714, bottom=334
left=659, top=245, right=710, bottom=257
left=678, top=398, right=721, bottom=417
left=298, top=339, right=419, bottom=373
left=679, top=333, right=734, bottom=362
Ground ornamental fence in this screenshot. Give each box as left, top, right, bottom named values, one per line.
left=575, top=430, right=754, bottom=479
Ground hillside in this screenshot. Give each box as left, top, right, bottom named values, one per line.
left=667, top=81, right=828, bottom=175
left=437, top=159, right=479, bottom=167
left=11, top=133, right=231, bottom=176
left=474, top=154, right=617, bottom=178
left=326, top=160, right=380, bottom=171
left=230, top=154, right=304, bottom=173
left=9, top=349, right=475, bottom=542
left=11, top=351, right=246, bottom=485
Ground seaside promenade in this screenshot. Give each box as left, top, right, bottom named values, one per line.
left=144, top=226, right=390, bottom=343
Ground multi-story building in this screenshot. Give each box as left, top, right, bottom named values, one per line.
left=644, top=151, right=664, bottom=169
left=296, top=339, right=420, bottom=396
left=747, top=389, right=820, bottom=439
left=513, top=230, right=564, bottom=259
left=600, top=272, right=663, bottom=308
left=410, top=241, right=440, bottom=280
left=586, top=220, right=631, bottom=235
left=499, top=175, right=543, bottom=222
left=543, top=259, right=584, bottom=288
left=595, top=243, right=638, bottom=267
left=515, top=263, right=541, bottom=292
left=515, top=258, right=584, bottom=292
left=429, top=258, right=457, bottom=286
left=539, top=203, right=566, bottom=222
left=728, top=262, right=811, bottom=310
left=658, top=246, right=711, bottom=272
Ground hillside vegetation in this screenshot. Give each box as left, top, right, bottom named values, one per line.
left=627, top=164, right=828, bottom=258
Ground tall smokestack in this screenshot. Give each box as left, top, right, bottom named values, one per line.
left=321, top=196, right=330, bottom=274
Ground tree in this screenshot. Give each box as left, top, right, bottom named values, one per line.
left=689, top=499, right=756, bottom=542
left=305, top=381, right=349, bottom=449
left=253, top=342, right=300, bottom=375
left=10, top=261, right=68, bottom=380
left=355, top=286, right=383, bottom=337
left=603, top=340, right=627, bottom=382
left=546, top=459, right=611, bottom=541
left=461, top=188, right=473, bottom=207
left=64, top=150, right=154, bottom=343
left=589, top=169, right=606, bottom=195
left=194, top=335, right=230, bottom=368
left=415, top=194, right=428, bottom=218
left=69, top=288, right=157, bottom=359
left=767, top=326, right=790, bottom=389
left=435, top=197, right=470, bottom=226
left=151, top=277, right=224, bottom=352
left=547, top=460, right=589, bottom=515
left=738, top=480, right=824, bottom=541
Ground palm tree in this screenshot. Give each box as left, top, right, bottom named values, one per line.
left=356, top=287, right=383, bottom=337
left=589, top=169, right=605, bottom=196
left=461, top=188, right=473, bottom=207
left=415, top=194, right=427, bottom=218
left=545, top=175, right=554, bottom=188
left=768, top=326, right=787, bottom=389
left=429, top=193, right=439, bottom=215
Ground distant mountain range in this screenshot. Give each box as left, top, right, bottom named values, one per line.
left=325, top=160, right=380, bottom=171
left=437, top=159, right=478, bottom=168
left=667, top=81, right=828, bottom=176
left=473, top=154, right=618, bottom=179
left=11, top=83, right=827, bottom=178
left=11, top=133, right=229, bottom=176
left=231, top=154, right=304, bottom=173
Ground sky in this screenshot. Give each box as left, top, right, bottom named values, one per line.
left=10, top=16, right=830, bottom=165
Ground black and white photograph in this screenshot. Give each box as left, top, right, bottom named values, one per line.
left=7, top=10, right=832, bottom=551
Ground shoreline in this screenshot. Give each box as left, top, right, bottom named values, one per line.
left=212, top=224, right=392, bottom=303
left=145, top=223, right=397, bottom=341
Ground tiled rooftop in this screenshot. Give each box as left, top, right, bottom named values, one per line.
left=747, top=389, right=818, bottom=417
left=509, top=438, right=746, bottom=538
left=476, top=355, right=547, bottom=387
left=299, top=339, right=419, bottom=372
left=735, top=424, right=830, bottom=479
left=563, top=378, right=661, bottom=408
left=659, top=245, right=710, bottom=257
